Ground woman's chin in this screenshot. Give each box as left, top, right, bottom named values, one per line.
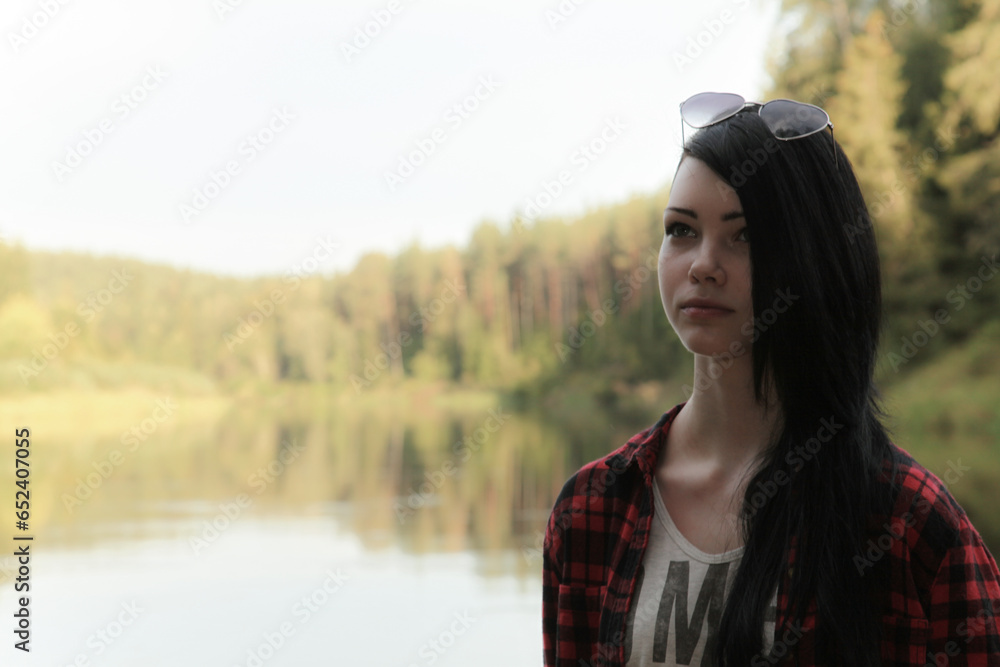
left=679, top=333, right=749, bottom=359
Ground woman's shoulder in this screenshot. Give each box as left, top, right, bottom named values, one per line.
left=545, top=408, right=678, bottom=535
left=880, top=441, right=975, bottom=536
left=875, top=441, right=993, bottom=572
left=871, top=442, right=1000, bottom=642
left=552, top=407, right=677, bottom=506
left=543, top=409, right=677, bottom=573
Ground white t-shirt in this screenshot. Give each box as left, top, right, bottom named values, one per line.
left=624, top=481, right=777, bottom=666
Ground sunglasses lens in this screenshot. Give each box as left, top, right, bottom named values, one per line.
left=759, top=99, right=829, bottom=138
left=680, top=92, right=745, bottom=128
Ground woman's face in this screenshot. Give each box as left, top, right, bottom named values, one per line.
left=658, top=157, right=754, bottom=357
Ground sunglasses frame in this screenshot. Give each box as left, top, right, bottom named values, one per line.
left=679, top=92, right=837, bottom=169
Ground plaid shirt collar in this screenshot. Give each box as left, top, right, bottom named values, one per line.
left=605, top=405, right=678, bottom=479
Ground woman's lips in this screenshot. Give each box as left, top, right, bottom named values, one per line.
left=680, top=305, right=733, bottom=318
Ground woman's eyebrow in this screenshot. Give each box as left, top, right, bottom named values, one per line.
left=666, top=206, right=697, bottom=218
left=665, top=207, right=745, bottom=221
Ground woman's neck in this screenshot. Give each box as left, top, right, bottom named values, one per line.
left=665, top=353, right=782, bottom=475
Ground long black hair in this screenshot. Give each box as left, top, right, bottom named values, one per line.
left=681, top=109, right=904, bottom=666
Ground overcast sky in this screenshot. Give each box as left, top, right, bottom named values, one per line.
left=0, top=0, right=778, bottom=278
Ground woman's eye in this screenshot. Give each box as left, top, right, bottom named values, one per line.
left=665, top=222, right=693, bottom=238
left=736, top=227, right=750, bottom=242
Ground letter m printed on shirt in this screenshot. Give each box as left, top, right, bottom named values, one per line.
left=653, top=561, right=729, bottom=665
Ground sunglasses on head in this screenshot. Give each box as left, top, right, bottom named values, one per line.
left=679, top=92, right=837, bottom=168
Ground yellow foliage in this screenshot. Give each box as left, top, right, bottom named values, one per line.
left=942, top=0, right=1000, bottom=135
left=0, top=294, right=55, bottom=359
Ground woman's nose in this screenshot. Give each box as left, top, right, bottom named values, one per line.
left=688, top=241, right=725, bottom=284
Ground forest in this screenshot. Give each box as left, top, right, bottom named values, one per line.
left=1, top=0, right=997, bottom=409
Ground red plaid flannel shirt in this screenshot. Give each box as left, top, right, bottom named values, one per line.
left=543, top=402, right=1000, bottom=666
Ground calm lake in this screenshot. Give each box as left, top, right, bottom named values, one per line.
left=0, top=389, right=654, bottom=666
left=1, top=387, right=996, bottom=666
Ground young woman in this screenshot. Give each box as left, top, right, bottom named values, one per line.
left=542, top=93, right=1000, bottom=667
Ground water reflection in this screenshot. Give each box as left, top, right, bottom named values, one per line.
left=6, top=389, right=993, bottom=665
left=32, top=393, right=645, bottom=559
left=0, top=391, right=655, bottom=666
left=30, top=518, right=541, bottom=666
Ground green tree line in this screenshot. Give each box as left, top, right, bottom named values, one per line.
left=0, top=0, right=996, bottom=397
